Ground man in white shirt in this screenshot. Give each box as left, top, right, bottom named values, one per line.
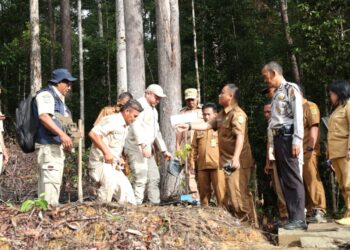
left=88, top=99, right=143, bottom=204
left=35, top=68, right=76, bottom=205
left=124, top=84, right=172, bottom=205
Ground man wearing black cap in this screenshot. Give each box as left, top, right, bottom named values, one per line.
left=34, top=68, right=77, bottom=205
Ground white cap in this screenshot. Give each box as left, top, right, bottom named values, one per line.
left=146, top=84, right=167, bottom=98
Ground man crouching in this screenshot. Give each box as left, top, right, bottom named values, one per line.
left=88, top=99, right=143, bottom=204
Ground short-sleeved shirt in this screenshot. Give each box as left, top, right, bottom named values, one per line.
left=89, top=113, right=128, bottom=168
left=303, top=99, right=320, bottom=155
left=269, top=80, right=304, bottom=145
left=328, top=100, right=350, bottom=159
left=209, top=104, right=254, bottom=168
left=36, top=86, right=69, bottom=117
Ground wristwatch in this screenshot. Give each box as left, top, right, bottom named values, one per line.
left=306, top=146, right=314, bottom=152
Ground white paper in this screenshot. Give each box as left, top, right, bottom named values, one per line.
left=170, top=112, right=198, bottom=127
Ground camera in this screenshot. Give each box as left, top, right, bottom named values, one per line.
left=223, top=162, right=236, bottom=175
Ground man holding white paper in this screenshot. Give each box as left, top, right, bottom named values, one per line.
left=176, top=88, right=203, bottom=202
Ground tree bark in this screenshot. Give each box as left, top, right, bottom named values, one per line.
left=97, top=0, right=104, bottom=38
left=123, top=0, right=145, bottom=99
left=30, top=0, right=42, bottom=95
left=77, top=0, right=84, bottom=126
left=156, top=0, right=182, bottom=200
left=48, top=0, right=55, bottom=72
left=116, top=0, right=128, bottom=95
left=61, top=0, right=72, bottom=71
left=279, top=0, right=300, bottom=84
left=191, top=0, right=201, bottom=104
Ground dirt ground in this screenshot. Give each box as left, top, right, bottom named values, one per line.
left=0, top=202, right=276, bottom=250
left=0, top=141, right=276, bottom=249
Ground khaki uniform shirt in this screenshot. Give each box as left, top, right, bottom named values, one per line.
left=303, top=99, right=320, bottom=155
left=328, top=100, right=350, bottom=159
left=178, top=106, right=203, bottom=146
left=209, top=104, right=254, bottom=168
left=125, top=97, right=167, bottom=152
left=89, top=113, right=128, bottom=168
left=191, top=129, right=219, bottom=170
left=36, top=86, right=69, bottom=117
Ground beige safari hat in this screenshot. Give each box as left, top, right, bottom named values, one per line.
left=146, top=84, right=166, bottom=98
left=184, top=88, right=198, bottom=100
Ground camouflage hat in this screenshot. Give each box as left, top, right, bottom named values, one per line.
left=184, top=88, right=198, bottom=100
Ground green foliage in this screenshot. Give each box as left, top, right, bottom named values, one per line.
left=20, top=193, right=48, bottom=213
left=175, top=143, right=192, bottom=165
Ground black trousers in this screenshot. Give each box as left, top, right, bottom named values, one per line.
left=274, top=135, right=305, bottom=221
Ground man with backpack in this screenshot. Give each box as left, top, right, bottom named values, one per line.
left=34, top=68, right=77, bottom=205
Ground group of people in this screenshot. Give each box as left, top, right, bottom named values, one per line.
left=178, top=61, right=350, bottom=229
left=2, top=60, right=348, bottom=230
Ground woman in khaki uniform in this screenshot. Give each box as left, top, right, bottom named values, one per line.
left=327, top=80, right=350, bottom=225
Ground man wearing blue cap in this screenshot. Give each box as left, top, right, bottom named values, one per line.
left=34, top=68, right=77, bottom=205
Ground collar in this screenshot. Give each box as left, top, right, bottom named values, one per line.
left=138, top=96, right=152, bottom=109
left=52, top=86, right=65, bottom=103
left=117, top=112, right=127, bottom=128
left=276, top=78, right=287, bottom=91
left=224, top=103, right=238, bottom=114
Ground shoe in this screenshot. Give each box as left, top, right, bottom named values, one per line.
left=308, top=208, right=327, bottom=223
left=276, top=218, right=289, bottom=228
left=335, top=217, right=350, bottom=226
left=283, top=220, right=307, bottom=230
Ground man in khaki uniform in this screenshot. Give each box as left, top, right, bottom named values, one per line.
left=178, top=84, right=257, bottom=225
left=94, top=92, right=133, bottom=126
left=191, top=103, right=225, bottom=206
left=300, top=86, right=327, bottom=222
left=263, top=101, right=288, bottom=221
left=88, top=100, right=143, bottom=204
left=176, top=88, right=203, bottom=201
left=124, top=84, right=172, bottom=205
left=34, top=68, right=76, bottom=205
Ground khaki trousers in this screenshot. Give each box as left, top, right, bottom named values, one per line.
left=271, top=162, right=288, bottom=218
left=198, top=169, right=225, bottom=206
left=303, top=152, right=326, bottom=215
left=126, top=149, right=160, bottom=204
left=224, top=167, right=257, bottom=224
left=37, top=144, right=65, bottom=205
left=332, top=157, right=350, bottom=216
left=186, top=168, right=200, bottom=200
left=89, top=163, right=136, bottom=204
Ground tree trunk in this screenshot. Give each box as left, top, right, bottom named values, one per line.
left=279, top=0, right=300, bottom=84
left=97, top=0, right=104, bottom=38
left=30, top=0, right=42, bottom=95
left=191, top=0, right=201, bottom=104
left=123, top=0, right=145, bottom=98
left=115, top=0, right=127, bottom=95
left=156, top=0, right=182, bottom=200
left=77, top=0, right=84, bottom=127
left=105, top=6, right=111, bottom=105
left=61, top=0, right=72, bottom=71
left=48, top=0, right=55, bottom=72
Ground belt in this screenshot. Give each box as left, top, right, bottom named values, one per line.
left=271, top=126, right=294, bottom=137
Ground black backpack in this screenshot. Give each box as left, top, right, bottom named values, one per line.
left=15, top=94, right=39, bottom=153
